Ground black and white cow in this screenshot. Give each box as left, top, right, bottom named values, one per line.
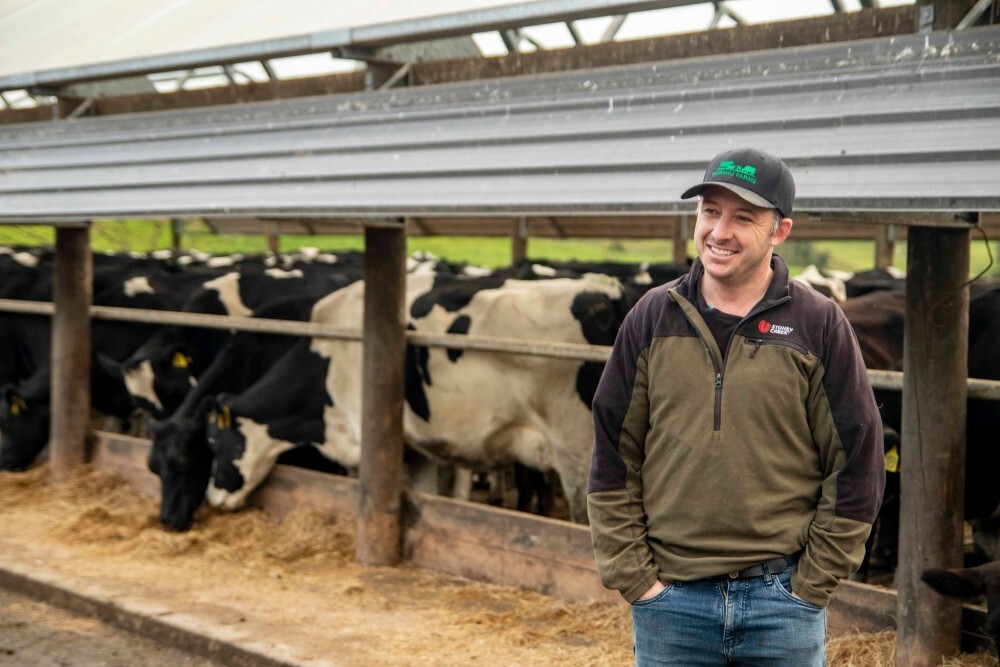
left=111, top=267, right=360, bottom=419
left=148, top=294, right=323, bottom=531
left=793, top=264, right=853, bottom=302
left=202, top=271, right=451, bottom=511
left=842, top=286, right=1000, bottom=580
left=0, top=265, right=170, bottom=470
left=843, top=267, right=906, bottom=299
left=204, top=273, right=637, bottom=524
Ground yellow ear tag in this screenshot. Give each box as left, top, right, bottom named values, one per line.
left=172, top=352, right=191, bottom=368
left=884, top=446, right=899, bottom=474
left=216, top=405, right=231, bottom=429
left=10, top=396, right=27, bottom=415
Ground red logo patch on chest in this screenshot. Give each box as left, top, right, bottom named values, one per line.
left=758, top=320, right=772, bottom=334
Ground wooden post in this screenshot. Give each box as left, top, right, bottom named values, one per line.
left=357, top=224, right=407, bottom=566
left=874, top=224, right=896, bottom=269
left=672, top=216, right=690, bottom=264
left=170, top=218, right=183, bottom=251
left=896, top=226, right=970, bottom=666
left=266, top=222, right=281, bottom=255
left=511, top=216, right=528, bottom=264
left=50, top=226, right=92, bottom=482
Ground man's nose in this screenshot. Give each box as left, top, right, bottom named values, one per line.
left=712, top=214, right=736, bottom=239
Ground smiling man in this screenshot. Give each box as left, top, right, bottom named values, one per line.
left=587, top=148, right=885, bottom=666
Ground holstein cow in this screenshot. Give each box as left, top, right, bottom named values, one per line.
left=202, top=271, right=452, bottom=511
left=843, top=267, right=906, bottom=299
left=793, top=264, right=852, bottom=302
left=112, top=267, right=359, bottom=419
left=836, top=288, right=906, bottom=579
left=204, top=272, right=636, bottom=525
left=0, top=266, right=171, bottom=471
left=860, top=284, right=1000, bottom=575
left=148, top=295, right=323, bottom=531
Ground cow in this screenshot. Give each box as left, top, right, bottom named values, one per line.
left=0, top=265, right=173, bottom=471
left=838, top=288, right=906, bottom=371
left=148, top=294, right=322, bottom=531
left=843, top=267, right=906, bottom=299
left=855, top=283, right=1000, bottom=578
left=201, top=271, right=450, bottom=511
left=109, top=267, right=360, bottom=419
left=203, top=272, right=637, bottom=525
left=923, top=561, right=1000, bottom=656
left=793, top=264, right=852, bottom=302
left=402, top=274, right=636, bottom=525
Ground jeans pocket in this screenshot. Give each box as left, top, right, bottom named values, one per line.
left=631, top=582, right=674, bottom=606
left=772, top=571, right=824, bottom=611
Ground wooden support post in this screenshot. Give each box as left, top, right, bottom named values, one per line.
left=896, top=226, right=970, bottom=666
left=266, top=222, right=281, bottom=255
left=357, top=224, right=407, bottom=566
left=170, top=218, right=183, bottom=251
left=511, top=216, right=528, bottom=264
left=672, top=216, right=690, bottom=264
left=50, top=226, right=92, bottom=483
left=875, top=224, right=896, bottom=269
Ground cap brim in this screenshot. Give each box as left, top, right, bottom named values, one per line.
left=680, top=182, right=776, bottom=212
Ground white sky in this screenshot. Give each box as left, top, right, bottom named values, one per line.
left=0, top=0, right=915, bottom=107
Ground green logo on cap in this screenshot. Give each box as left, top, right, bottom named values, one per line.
left=712, top=160, right=757, bottom=184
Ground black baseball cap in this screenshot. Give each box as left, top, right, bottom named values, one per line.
left=681, top=147, right=795, bottom=218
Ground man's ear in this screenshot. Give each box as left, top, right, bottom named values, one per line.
left=771, top=217, right=793, bottom=247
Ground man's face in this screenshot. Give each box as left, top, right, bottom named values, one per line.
left=693, top=185, right=789, bottom=287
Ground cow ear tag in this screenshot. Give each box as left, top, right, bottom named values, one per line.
left=216, top=405, right=231, bottom=429
left=172, top=352, right=191, bottom=368
left=9, top=395, right=27, bottom=415
left=884, top=446, right=899, bottom=474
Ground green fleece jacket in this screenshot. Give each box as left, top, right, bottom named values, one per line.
left=587, top=256, right=885, bottom=607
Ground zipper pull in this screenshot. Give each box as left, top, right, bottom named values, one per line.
left=749, top=339, right=762, bottom=359
left=715, top=372, right=722, bottom=388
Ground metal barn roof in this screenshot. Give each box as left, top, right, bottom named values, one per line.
left=0, top=0, right=704, bottom=92
left=0, top=25, right=998, bottom=224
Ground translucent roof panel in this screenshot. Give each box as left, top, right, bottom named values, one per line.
left=0, top=0, right=708, bottom=89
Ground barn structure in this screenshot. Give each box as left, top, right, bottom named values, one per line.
left=2, top=1, right=1000, bottom=664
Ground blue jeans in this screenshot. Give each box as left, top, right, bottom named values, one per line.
left=631, top=565, right=827, bottom=666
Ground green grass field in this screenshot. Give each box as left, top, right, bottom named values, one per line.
left=1, top=220, right=997, bottom=279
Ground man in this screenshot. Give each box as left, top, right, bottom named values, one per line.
left=587, top=147, right=885, bottom=666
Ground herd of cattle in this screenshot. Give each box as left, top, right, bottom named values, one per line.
left=1, top=246, right=999, bottom=579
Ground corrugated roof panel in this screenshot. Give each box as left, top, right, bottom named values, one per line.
left=0, top=26, right=998, bottom=222
left=0, top=0, right=701, bottom=89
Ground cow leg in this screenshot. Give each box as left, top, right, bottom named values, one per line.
left=514, top=465, right=556, bottom=516
left=482, top=469, right=507, bottom=507
left=449, top=466, right=473, bottom=501
left=549, top=464, right=588, bottom=524
left=968, top=513, right=1000, bottom=564
left=101, top=415, right=123, bottom=432
left=405, top=452, right=444, bottom=495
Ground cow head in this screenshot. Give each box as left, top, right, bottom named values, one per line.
left=923, top=562, right=1000, bottom=655
left=0, top=383, right=51, bottom=472
left=862, top=426, right=902, bottom=576
left=121, top=343, right=196, bottom=418
left=205, top=394, right=293, bottom=510
left=147, top=399, right=215, bottom=532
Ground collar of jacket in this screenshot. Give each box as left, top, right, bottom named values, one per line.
left=676, top=253, right=793, bottom=309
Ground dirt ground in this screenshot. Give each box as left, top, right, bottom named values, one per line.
left=0, top=464, right=633, bottom=666
left=0, top=464, right=996, bottom=667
